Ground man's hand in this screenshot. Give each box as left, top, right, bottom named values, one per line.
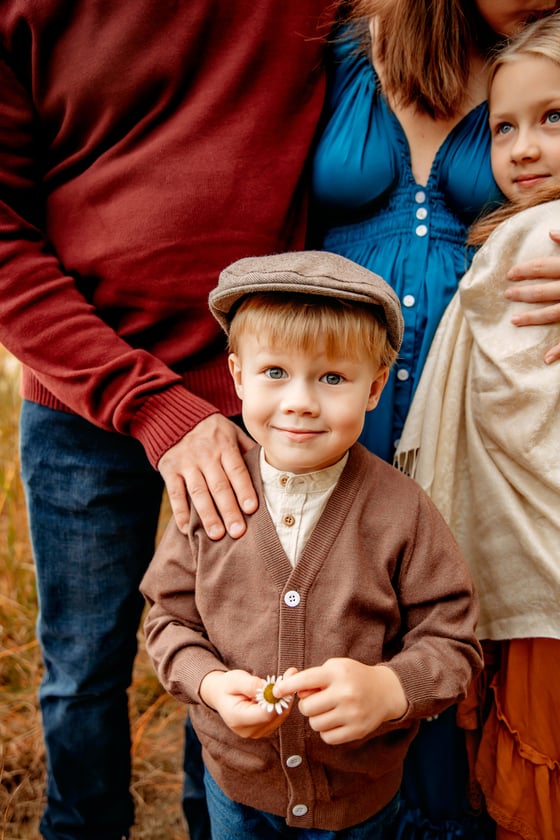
left=507, top=229, right=560, bottom=364
left=274, top=659, right=407, bottom=745
left=158, top=413, right=257, bottom=539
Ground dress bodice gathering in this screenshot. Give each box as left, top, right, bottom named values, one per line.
left=313, top=32, right=503, bottom=460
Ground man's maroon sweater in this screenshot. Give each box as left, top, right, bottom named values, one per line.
left=0, top=0, right=333, bottom=465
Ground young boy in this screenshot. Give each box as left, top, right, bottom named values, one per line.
left=141, top=250, right=482, bottom=838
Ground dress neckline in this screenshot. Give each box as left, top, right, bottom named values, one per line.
left=368, top=61, right=488, bottom=189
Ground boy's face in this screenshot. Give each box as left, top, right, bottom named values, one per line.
left=490, top=55, right=560, bottom=201
left=228, top=331, right=388, bottom=474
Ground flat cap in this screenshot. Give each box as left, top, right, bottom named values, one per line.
left=209, top=251, right=403, bottom=352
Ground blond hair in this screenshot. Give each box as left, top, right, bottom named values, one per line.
left=487, top=11, right=560, bottom=90
left=469, top=13, right=560, bottom=245
left=228, top=293, right=398, bottom=372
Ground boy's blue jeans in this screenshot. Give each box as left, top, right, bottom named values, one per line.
left=19, top=401, right=209, bottom=840
left=203, top=768, right=400, bottom=839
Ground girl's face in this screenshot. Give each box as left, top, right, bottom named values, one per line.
left=475, top=1, right=559, bottom=37
left=489, top=55, right=560, bottom=201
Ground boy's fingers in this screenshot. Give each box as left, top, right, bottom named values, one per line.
left=274, top=666, right=323, bottom=698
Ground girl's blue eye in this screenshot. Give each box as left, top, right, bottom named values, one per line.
left=322, top=373, right=342, bottom=385
left=265, top=367, right=285, bottom=379
left=547, top=110, right=560, bottom=124
left=496, top=122, right=513, bottom=136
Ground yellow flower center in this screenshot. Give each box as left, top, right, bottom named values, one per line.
left=263, top=682, right=276, bottom=704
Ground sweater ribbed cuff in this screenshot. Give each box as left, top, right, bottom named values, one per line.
left=129, top=384, right=221, bottom=468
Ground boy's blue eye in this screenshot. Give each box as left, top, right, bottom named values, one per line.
left=322, top=373, right=342, bottom=385
left=546, top=110, right=560, bottom=124
left=265, top=367, right=285, bottom=379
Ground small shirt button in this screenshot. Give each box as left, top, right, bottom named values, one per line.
left=415, top=190, right=426, bottom=203
left=416, top=207, right=428, bottom=220
left=397, top=368, right=410, bottom=381
left=292, top=804, right=308, bottom=818
left=286, top=754, right=303, bottom=768
left=403, top=294, right=415, bottom=308
left=282, top=514, right=295, bottom=527
left=279, top=474, right=289, bottom=487
left=415, top=224, right=428, bottom=237
left=284, top=590, right=301, bottom=607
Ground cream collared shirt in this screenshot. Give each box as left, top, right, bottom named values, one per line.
left=259, top=450, right=348, bottom=567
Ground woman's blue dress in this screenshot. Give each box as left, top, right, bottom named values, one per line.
left=313, top=33, right=502, bottom=463
left=312, top=32, right=502, bottom=838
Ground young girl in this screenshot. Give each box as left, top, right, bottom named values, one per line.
left=396, top=14, right=560, bottom=839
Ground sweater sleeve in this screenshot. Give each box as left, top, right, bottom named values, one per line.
left=384, top=489, right=483, bottom=722
left=0, top=50, right=219, bottom=467
left=140, top=519, right=227, bottom=703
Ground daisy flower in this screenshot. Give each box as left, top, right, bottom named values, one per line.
left=255, top=675, right=291, bottom=715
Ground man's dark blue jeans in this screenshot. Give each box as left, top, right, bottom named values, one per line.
left=20, top=401, right=209, bottom=840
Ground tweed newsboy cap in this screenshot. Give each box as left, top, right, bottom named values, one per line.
left=209, top=250, right=404, bottom=352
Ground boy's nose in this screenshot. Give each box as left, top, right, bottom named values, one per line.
left=280, top=381, right=319, bottom=414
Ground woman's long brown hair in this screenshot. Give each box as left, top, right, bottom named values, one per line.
left=348, top=0, right=482, bottom=118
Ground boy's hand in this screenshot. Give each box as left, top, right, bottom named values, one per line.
left=200, top=669, right=293, bottom=739
left=273, top=659, right=407, bottom=745
left=507, top=232, right=560, bottom=364
left=158, top=414, right=258, bottom=539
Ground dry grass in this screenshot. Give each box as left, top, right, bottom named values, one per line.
left=0, top=347, right=188, bottom=840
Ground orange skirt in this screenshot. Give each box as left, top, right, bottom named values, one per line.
left=475, top=638, right=560, bottom=840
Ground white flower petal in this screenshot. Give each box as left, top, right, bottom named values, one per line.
left=255, top=674, right=291, bottom=714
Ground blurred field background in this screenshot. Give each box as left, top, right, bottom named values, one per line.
left=0, top=346, right=188, bottom=839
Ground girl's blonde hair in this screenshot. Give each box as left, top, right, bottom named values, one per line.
left=228, top=293, right=398, bottom=372
left=348, top=0, right=484, bottom=119
left=469, top=13, right=560, bottom=245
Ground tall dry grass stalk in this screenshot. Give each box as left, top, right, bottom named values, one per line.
left=0, top=346, right=187, bottom=840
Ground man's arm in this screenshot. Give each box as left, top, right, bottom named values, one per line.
left=0, top=51, right=257, bottom=537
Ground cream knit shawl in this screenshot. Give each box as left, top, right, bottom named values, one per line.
left=395, top=200, right=560, bottom=641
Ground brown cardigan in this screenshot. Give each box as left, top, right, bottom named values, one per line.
left=142, top=444, right=482, bottom=830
